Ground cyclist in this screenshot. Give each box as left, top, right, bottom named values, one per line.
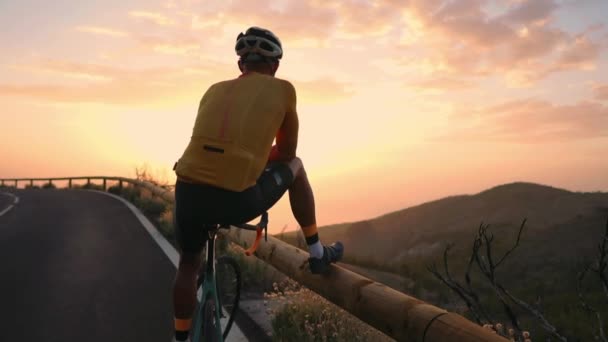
left=170, top=26, right=344, bottom=342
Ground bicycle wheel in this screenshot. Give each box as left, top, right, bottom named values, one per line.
left=196, top=256, right=241, bottom=340
left=202, top=295, right=219, bottom=342
left=216, top=256, right=241, bottom=339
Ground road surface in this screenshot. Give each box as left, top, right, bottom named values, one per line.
left=0, top=189, right=256, bottom=341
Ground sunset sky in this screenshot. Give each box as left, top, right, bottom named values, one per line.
left=1, top=0, right=607, bottom=232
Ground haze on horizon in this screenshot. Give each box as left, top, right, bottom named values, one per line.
left=1, top=0, right=607, bottom=232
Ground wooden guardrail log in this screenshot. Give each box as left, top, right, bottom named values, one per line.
left=221, top=228, right=507, bottom=342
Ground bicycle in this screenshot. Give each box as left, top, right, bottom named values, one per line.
left=191, top=212, right=270, bottom=342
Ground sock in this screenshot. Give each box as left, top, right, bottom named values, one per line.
left=302, top=224, right=323, bottom=259
left=175, top=318, right=192, bottom=341
left=309, top=241, right=324, bottom=259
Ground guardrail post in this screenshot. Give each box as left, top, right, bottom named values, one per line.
left=119, top=180, right=123, bottom=191
left=69, top=179, right=72, bottom=188
left=49, top=179, right=52, bottom=187
left=30, top=180, right=33, bottom=187
left=1, top=180, right=3, bottom=186
left=87, top=178, right=91, bottom=187
left=103, top=178, right=107, bottom=191
left=15, top=180, right=18, bottom=188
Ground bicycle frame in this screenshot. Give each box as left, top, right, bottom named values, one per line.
left=191, top=228, right=224, bottom=342
left=190, top=213, right=268, bottom=341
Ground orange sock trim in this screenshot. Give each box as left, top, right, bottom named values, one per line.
left=302, top=224, right=318, bottom=237
left=174, top=318, right=192, bottom=331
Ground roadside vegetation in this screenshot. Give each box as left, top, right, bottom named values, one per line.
left=15, top=172, right=605, bottom=340
left=267, top=278, right=392, bottom=342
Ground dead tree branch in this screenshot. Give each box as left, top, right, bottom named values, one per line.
left=473, top=219, right=567, bottom=342
left=578, top=266, right=607, bottom=342
left=577, top=217, right=608, bottom=342
left=427, top=242, right=493, bottom=324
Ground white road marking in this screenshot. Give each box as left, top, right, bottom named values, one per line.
left=0, top=192, right=19, bottom=217
left=90, top=190, right=179, bottom=267
left=0, top=205, right=14, bottom=217
left=87, top=190, right=249, bottom=341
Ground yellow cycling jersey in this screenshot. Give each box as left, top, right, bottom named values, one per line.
left=175, top=72, right=297, bottom=192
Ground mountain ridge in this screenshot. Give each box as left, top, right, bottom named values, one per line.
left=279, top=181, right=608, bottom=268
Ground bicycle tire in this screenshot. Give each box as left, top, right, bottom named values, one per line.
left=202, top=295, right=219, bottom=342
left=197, top=255, right=241, bottom=340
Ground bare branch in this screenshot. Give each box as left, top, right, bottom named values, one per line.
left=496, top=219, right=527, bottom=268
left=578, top=265, right=607, bottom=342
left=499, top=284, right=567, bottom=342
left=597, top=218, right=608, bottom=298
left=427, top=262, right=485, bottom=324
left=472, top=221, right=569, bottom=339
left=427, top=241, right=494, bottom=324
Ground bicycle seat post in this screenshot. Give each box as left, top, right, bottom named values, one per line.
left=204, top=224, right=220, bottom=276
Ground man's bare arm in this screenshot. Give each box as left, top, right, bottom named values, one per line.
left=269, top=82, right=298, bottom=162
left=269, top=110, right=298, bottom=162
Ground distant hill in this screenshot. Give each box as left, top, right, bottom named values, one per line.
left=276, top=181, right=608, bottom=339
left=280, top=182, right=608, bottom=269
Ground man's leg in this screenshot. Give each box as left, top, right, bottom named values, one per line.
left=172, top=251, right=203, bottom=341
left=285, top=158, right=343, bottom=273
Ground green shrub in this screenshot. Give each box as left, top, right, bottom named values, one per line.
left=80, top=183, right=104, bottom=191
left=108, top=185, right=122, bottom=195
left=42, top=182, right=56, bottom=189
left=121, top=186, right=141, bottom=203
left=134, top=196, right=167, bottom=219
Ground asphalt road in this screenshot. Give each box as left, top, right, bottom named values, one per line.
left=0, top=192, right=13, bottom=212
left=0, top=189, right=176, bottom=342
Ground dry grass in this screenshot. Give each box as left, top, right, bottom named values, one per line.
left=266, top=278, right=394, bottom=342
left=482, top=323, right=532, bottom=342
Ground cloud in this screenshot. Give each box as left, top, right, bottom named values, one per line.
left=135, top=35, right=201, bottom=56
left=219, top=0, right=339, bottom=44
left=129, top=11, right=176, bottom=26
left=408, top=76, right=475, bottom=92
left=9, top=59, right=123, bottom=81
left=397, top=0, right=604, bottom=86
left=437, top=98, right=608, bottom=142
left=292, top=78, right=354, bottom=103
left=1, top=58, right=354, bottom=106
left=593, top=84, right=608, bottom=100
left=0, top=59, right=233, bottom=106
left=500, top=0, right=558, bottom=25
left=75, top=26, right=129, bottom=37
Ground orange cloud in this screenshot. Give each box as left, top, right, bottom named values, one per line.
left=75, top=26, right=129, bottom=37
left=0, top=59, right=233, bottom=105
left=594, top=84, right=608, bottom=100
left=408, top=76, right=474, bottom=91
left=129, top=11, right=176, bottom=26
left=224, top=0, right=338, bottom=43
left=1, top=57, right=352, bottom=106
left=398, top=0, right=604, bottom=85
left=293, top=78, right=354, bottom=103
left=438, top=98, right=608, bottom=142
left=135, top=35, right=201, bottom=56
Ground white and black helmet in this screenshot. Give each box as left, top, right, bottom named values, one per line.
left=235, top=26, right=283, bottom=62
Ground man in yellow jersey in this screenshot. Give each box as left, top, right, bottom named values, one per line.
left=170, top=27, right=344, bottom=342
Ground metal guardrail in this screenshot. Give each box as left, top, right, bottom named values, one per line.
left=0, top=176, right=507, bottom=342
left=0, top=176, right=175, bottom=203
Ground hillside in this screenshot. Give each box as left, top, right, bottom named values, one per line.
left=276, top=182, right=608, bottom=339
left=280, top=182, right=608, bottom=268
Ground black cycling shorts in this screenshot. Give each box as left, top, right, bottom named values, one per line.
left=173, top=162, right=294, bottom=254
